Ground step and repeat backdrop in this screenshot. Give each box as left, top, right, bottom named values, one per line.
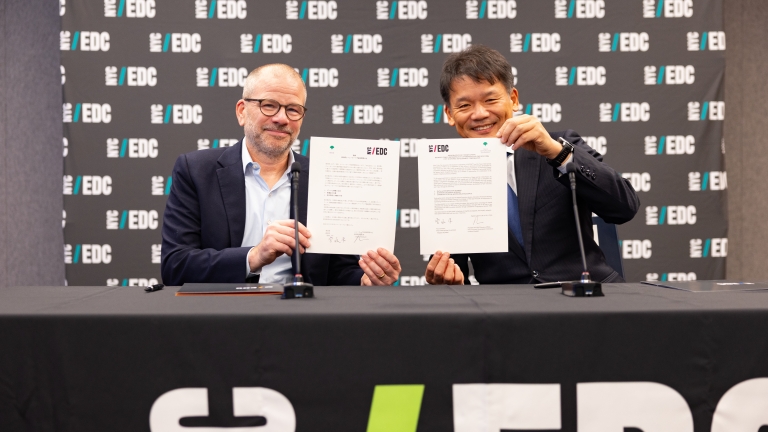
left=60, top=0, right=726, bottom=286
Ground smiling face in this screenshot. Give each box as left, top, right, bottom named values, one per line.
left=236, top=66, right=307, bottom=159
left=444, top=76, right=519, bottom=138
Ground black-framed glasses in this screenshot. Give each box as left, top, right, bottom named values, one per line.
left=243, top=98, right=307, bottom=121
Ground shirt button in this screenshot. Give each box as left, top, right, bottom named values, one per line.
left=532, top=270, right=539, bottom=278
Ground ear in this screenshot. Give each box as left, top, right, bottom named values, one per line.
left=444, top=104, right=455, bottom=126
left=235, top=100, right=246, bottom=127
left=509, top=87, right=520, bottom=111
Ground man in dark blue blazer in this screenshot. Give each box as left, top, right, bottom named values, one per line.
left=425, top=45, right=639, bottom=285
left=161, top=64, right=401, bottom=286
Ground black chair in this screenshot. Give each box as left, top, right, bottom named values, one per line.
left=592, top=215, right=624, bottom=279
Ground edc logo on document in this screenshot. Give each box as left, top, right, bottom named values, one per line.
left=196, top=0, right=247, bottom=19
left=428, top=145, right=449, bottom=153
left=288, top=1, right=338, bottom=19
left=104, top=0, right=156, bottom=18
left=367, top=147, right=388, bottom=155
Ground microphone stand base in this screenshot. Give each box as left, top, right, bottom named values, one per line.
left=561, top=281, right=603, bottom=297
left=282, top=278, right=314, bottom=299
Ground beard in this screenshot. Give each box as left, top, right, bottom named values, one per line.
left=244, top=121, right=295, bottom=159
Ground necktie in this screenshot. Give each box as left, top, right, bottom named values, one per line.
left=507, top=153, right=524, bottom=247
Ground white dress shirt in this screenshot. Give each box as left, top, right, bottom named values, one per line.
left=241, top=140, right=295, bottom=283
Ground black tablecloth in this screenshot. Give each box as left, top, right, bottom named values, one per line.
left=2, top=283, right=768, bottom=431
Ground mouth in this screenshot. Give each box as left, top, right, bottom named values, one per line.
left=263, top=128, right=292, bottom=137
left=470, top=123, right=496, bottom=134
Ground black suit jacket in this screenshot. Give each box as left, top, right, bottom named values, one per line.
left=161, top=140, right=364, bottom=286
left=453, top=130, right=640, bottom=284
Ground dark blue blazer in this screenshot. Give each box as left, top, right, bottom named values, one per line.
left=452, top=130, right=640, bottom=284
left=161, top=140, right=364, bottom=286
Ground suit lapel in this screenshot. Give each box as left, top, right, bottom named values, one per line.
left=514, top=148, right=540, bottom=263
left=216, top=140, right=247, bottom=247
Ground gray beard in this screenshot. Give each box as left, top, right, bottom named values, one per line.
left=244, top=126, right=294, bottom=159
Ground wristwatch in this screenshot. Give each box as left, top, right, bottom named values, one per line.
left=546, top=137, right=574, bottom=167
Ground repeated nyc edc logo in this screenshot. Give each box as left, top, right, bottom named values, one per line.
left=644, top=135, right=695, bottom=155
left=621, top=172, right=651, bottom=192
left=151, top=176, right=173, bottom=195
left=104, top=0, right=156, bottom=18
left=332, top=105, right=383, bottom=124
left=151, top=104, right=203, bottom=124
left=599, top=32, right=649, bottom=52
left=63, top=137, right=68, bottom=157
left=63, top=103, right=112, bottom=123
left=378, top=68, right=428, bottom=87
left=621, top=240, right=651, bottom=259
left=646, top=272, right=697, bottom=282
left=150, top=33, right=201, bottom=53
left=107, top=210, right=159, bottom=230
left=152, top=244, right=162, bottom=264
left=60, top=31, right=110, bottom=51
left=688, top=101, right=724, bottom=121
left=107, top=278, right=160, bottom=286
left=583, top=136, right=607, bottom=154
left=292, top=139, right=310, bottom=156
left=690, top=238, right=727, bottom=258
left=397, top=209, right=420, bottom=227
left=195, top=0, right=247, bottom=19
left=421, top=34, right=470, bottom=53
left=556, top=66, right=605, bottom=86
left=107, top=138, right=159, bottom=158
left=466, top=1, right=516, bottom=19
left=388, top=138, right=423, bottom=157
left=288, top=1, right=338, bottom=19
left=600, top=102, right=650, bottom=122
left=644, top=65, right=694, bottom=85
left=422, top=104, right=449, bottom=124
left=241, top=34, right=292, bottom=53
left=332, top=34, right=382, bottom=54
left=555, top=0, right=604, bottom=18
left=687, top=31, right=725, bottom=51
left=105, top=66, right=157, bottom=86
left=689, top=171, right=727, bottom=191
left=510, top=33, right=560, bottom=52
left=63, top=175, right=113, bottom=195
left=643, top=0, right=692, bottom=18
left=197, top=67, right=247, bottom=87
left=65, top=244, right=112, bottom=264
left=198, top=139, right=238, bottom=150
left=522, top=104, right=561, bottom=123
left=645, top=205, right=696, bottom=225
left=297, top=68, right=339, bottom=87
left=377, top=1, right=427, bottom=19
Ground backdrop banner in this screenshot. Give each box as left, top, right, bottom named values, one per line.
left=60, top=0, right=727, bottom=286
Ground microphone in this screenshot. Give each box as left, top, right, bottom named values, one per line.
left=559, top=162, right=604, bottom=297
left=282, top=161, right=314, bottom=299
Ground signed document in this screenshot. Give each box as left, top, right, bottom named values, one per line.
left=306, top=137, right=400, bottom=254
left=417, top=138, right=508, bottom=254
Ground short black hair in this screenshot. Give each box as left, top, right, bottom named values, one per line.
left=439, top=45, right=514, bottom=104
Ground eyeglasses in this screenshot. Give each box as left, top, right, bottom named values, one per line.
left=243, top=98, right=307, bottom=121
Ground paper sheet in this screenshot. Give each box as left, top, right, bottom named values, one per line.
left=417, top=138, right=509, bottom=254
left=306, top=137, right=400, bottom=254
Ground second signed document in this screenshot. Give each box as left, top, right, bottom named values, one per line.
left=417, top=138, right=509, bottom=254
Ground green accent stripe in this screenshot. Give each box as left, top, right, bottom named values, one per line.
left=164, top=105, right=172, bottom=123
left=434, top=34, right=442, bottom=53
left=254, top=34, right=262, bottom=52
left=479, top=0, right=486, bottom=18
left=523, top=33, right=530, bottom=52
left=118, top=0, right=126, bottom=17
left=659, top=206, right=667, bottom=225
left=345, top=105, right=353, bottom=124
left=700, top=32, right=708, bottom=51
left=165, top=177, right=173, bottom=195
left=568, top=0, right=575, bottom=18
left=612, top=103, right=620, bottom=122
left=209, top=0, right=217, bottom=18
left=119, top=210, right=128, bottom=229
left=120, top=138, right=128, bottom=157
left=703, top=238, right=711, bottom=257
left=657, top=66, right=665, bottom=85
left=568, top=67, right=576, bottom=85
left=702, top=171, right=709, bottom=190
left=611, top=33, right=619, bottom=51
left=366, top=385, right=424, bottom=432
left=700, top=101, right=709, bottom=121
left=71, top=31, right=80, bottom=50
left=162, top=33, right=170, bottom=52
left=73, top=176, right=82, bottom=195
left=656, top=0, right=664, bottom=17
left=344, top=34, right=352, bottom=53
left=119, top=67, right=126, bottom=86
left=300, top=1, right=307, bottom=18
left=389, top=1, right=397, bottom=19
left=210, top=68, right=218, bottom=87
left=657, top=135, right=665, bottom=154
left=390, top=68, right=398, bottom=87
left=73, top=244, right=81, bottom=263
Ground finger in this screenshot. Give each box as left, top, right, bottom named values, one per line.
left=297, top=222, right=312, bottom=238
left=509, top=120, right=536, bottom=150
left=367, top=250, right=395, bottom=276
left=498, top=118, right=521, bottom=144
left=444, top=258, right=455, bottom=283
left=361, top=274, right=372, bottom=286
left=454, top=263, right=465, bottom=284
left=361, top=254, right=386, bottom=280
left=425, top=251, right=443, bottom=281
left=268, top=224, right=312, bottom=249
left=376, top=248, right=400, bottom=269
left=432, top=252, right=451, bottom=284
left=358, top=257, right=384, bottom=285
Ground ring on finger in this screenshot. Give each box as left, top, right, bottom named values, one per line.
left=377, top=273, right=386, bottom=279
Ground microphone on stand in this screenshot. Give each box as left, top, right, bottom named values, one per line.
left=560, top=162, right=603, bottom=297
left=282, top=161, right=314, bottom=299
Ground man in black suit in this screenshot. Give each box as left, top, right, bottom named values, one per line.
left=161, top=64, right=401, bottom=286
left=425, top=45, right=639, bottom=285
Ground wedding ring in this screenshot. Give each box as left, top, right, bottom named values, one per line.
left=377, top=273, right=386, bottom=279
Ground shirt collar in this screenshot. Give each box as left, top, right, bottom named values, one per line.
left=241, top=137, right=296, bottom=176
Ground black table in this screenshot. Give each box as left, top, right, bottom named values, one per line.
left=2, top=283, right=768, bottom=431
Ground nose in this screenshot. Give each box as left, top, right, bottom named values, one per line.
left=269, top=107, right=290, bottom=123
left=469, top=103, right=489, bottom=119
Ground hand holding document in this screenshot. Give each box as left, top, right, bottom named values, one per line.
left=417, top=138, right=508, bottom=254
left=306, top=137, right=400, bottom=254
